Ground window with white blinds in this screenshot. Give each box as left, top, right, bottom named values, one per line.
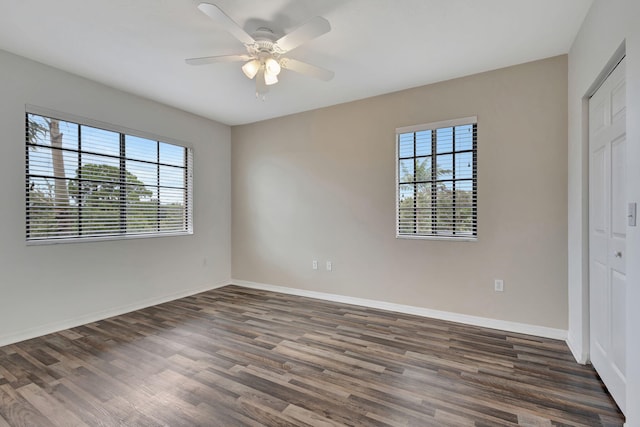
left=26, top=111, right=193, bottom=243
left=396, top=117, right=477, bottom=240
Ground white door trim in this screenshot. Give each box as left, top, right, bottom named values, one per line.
left=568, top=43, right=627, bottom=367
left=587, top=54, right=627, bottom=414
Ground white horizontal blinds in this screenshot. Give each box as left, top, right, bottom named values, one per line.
left=185, top=148, right=194, bottom=233
left=26, top=112, right=193, bottom=241
left=124, top=136, right=189, bottom=235
left=397, top=118, right=477, bottom=239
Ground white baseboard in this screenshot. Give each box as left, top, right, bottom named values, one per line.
left=232, top=280, right=568, bottom=341
left=0, top=280, right=230, bottom=347
left=1, top=278, right=569, bottom=349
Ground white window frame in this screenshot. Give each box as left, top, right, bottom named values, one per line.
left=25, top=105, right=194, bottom=245
left=395, top=116, right=477, bottom=241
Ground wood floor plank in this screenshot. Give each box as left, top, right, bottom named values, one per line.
left=0, top=285, right=625, bottom=426
left=16, top=383, right=88, bottom=427
left=0, top=414, right=11, bottom=427
left=47, top=382, right=121, bottom=427
left=0, top=384, right=56, bottom=427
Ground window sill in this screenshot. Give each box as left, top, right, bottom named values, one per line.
left=26, top=230, right=193, bottom=246
left=396, top=234, right=477, bottom=242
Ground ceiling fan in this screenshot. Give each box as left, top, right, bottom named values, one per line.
left=186, top=2, right=334, bottom=98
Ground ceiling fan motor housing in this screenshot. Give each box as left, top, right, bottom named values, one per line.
left=248, top=28, right=283, bottom=58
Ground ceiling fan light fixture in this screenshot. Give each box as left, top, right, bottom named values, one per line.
left=264, top=71, right=278, bottom=86
left=265, top=57, right=281, bottom=76
left=241, top=59, right=260, bottom=79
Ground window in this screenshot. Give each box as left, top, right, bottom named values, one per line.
left=396, top=116, right=477, bottom=240
left=26, top=110, right=193, bottom=242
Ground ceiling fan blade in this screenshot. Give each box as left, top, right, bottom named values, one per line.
left=280, top=58, right=334, bottom=81
left=274, top=16, right=331, bottom=53
left=197, top=2, right=255, bottom=45
left=185, top=54, right=252, bottom=65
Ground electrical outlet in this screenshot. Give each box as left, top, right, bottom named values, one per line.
left=326, top=261, right=332, bottom=271
left=494, top=279, right=504, bottom=292
left=312, top=260, right=318, bottom=270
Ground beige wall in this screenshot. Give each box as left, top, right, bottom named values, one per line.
left=232, top=55, right=568, bottom=329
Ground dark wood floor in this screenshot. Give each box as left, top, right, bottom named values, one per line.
left=0, top=285, right=624, bottom=426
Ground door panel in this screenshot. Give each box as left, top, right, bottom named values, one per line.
left=611, top=270, right=626, bottom=376
left=611, top=79, right=625, bottom=119
left=591, top=146, right=606, bottom=242
left=611, top=137, right=627, bottom=238
left=591, top=262, right=608, bottom=353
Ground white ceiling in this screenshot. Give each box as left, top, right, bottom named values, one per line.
left=0, top=0, right=592, bottom=126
